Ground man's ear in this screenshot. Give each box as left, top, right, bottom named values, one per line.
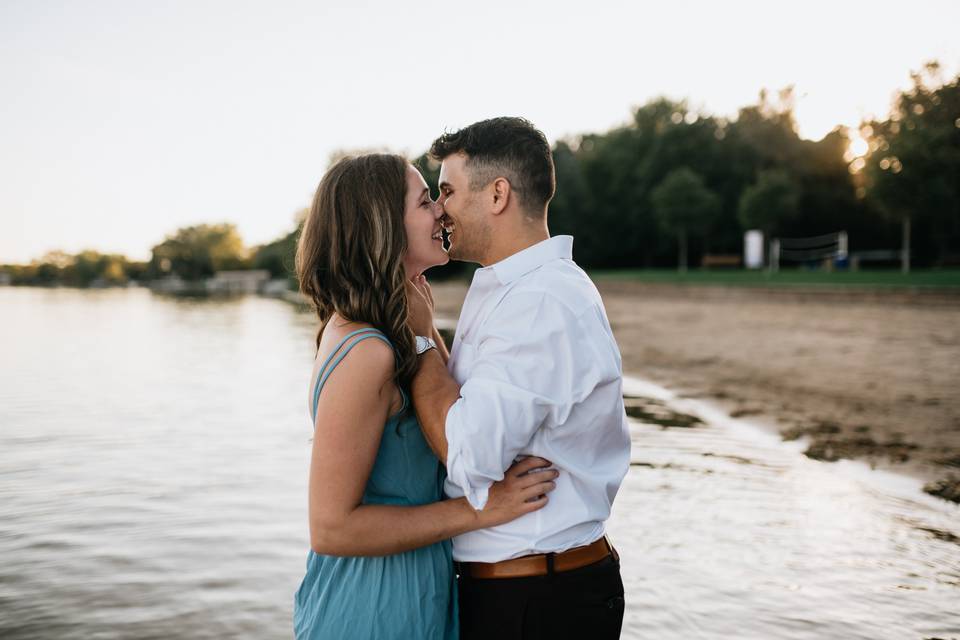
left=491, top=177, right=511, bottom=216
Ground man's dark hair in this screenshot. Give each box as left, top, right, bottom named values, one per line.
left=430, top=117, right=556, bottom=214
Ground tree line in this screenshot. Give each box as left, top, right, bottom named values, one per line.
left=418, top=62, right=959, bottom=271
left=4, top=62, right=957, bottom=287
left=0, top=222, right=300, bottom=287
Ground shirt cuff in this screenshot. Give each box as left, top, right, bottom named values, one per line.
left=444, top=399, right=491, bottom=511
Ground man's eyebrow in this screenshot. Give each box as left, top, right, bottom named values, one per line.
left=438, top=180, right=452, bottom=190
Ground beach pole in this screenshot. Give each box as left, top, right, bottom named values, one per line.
left=901, top=217, right=911, bottom=274
left=769, top=238, right=780, bottom=274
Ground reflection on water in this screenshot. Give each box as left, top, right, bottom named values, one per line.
left=1, top=288, right=958, bottom=639
left=1, top=288, right=316, bottom=639
left=610, top=380, right=960, bottom=639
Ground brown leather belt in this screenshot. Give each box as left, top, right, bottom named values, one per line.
left=456, top=536, right=616, bottom=579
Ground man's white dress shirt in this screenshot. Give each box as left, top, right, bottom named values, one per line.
left=444, top=235, right=631, bottom=562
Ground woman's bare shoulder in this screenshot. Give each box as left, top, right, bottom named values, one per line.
left=310, top=316, right=397, bottom=413
left=316, top=317, right=392, bottom=367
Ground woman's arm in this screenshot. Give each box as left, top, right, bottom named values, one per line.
left=413, top=275, right=449, bottom=364
left=313, top=495, right=478, bottom=557
left=308, top=338, right=553, bottom=557
left=431, top=325, right=450, bottom=364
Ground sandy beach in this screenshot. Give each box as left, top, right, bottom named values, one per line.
left=429, top=278, right=960, bottom=502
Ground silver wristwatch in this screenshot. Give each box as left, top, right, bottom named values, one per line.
left=415, top=335, right=437, bottom=355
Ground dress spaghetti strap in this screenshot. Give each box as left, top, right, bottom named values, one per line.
left=311, top=328, right=394, bottom=422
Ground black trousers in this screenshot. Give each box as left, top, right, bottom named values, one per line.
left=457, top=555, right=625, bottom=640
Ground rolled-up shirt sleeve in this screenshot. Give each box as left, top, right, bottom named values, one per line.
left=445, top=291, right=605, bottom=510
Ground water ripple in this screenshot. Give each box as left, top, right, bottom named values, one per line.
left=1, top=288, right=958, bottom=639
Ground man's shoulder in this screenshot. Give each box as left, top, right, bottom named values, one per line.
left=508, top=259, right=602, bottom=315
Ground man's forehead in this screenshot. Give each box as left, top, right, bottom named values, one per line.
left=439, top=153, right=468, bottom=180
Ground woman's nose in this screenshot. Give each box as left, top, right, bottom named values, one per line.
left=431, top=201, right=443, bottom=218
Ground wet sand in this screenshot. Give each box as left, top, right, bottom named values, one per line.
left=428, top=278, right=960, bottom=502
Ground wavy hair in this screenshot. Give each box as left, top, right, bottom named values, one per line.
left=295, top=153, right=416, bottom=390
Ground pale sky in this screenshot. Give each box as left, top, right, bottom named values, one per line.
left=2, top=0, right=958, bottom=263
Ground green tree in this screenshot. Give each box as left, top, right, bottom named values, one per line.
left=252, top=210, right=306, bottom=280
left=65, top=250, right=131, bottom=286
left=862, top=62, right=960, bottom=269
left=729, top=88, right=803, bottom=169
left=738, top=169, right=801, bottom=240
left=560, top=97, right=761, bottom=268
left=724, top=88, right=864, bottom=252
left=149, top=223, right=248, bottom=280
left=550, top=141, right=594, bottom=258
left=29, top=251, right=71, bottom=285
left=34, top=263, right=59, bottom=284
left=651, top=168, right=721, bottom=272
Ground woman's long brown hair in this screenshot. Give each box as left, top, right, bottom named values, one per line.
left=295, top=154, right=417, bottom=390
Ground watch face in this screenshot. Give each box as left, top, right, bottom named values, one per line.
left=415, top=336, right=434, bottom=354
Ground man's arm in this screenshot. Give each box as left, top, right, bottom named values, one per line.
left=411, top=347, right=459, bottom=463
left=406, top=278, right=603, bottom=512
left=426, top=292, right=591, bottom=510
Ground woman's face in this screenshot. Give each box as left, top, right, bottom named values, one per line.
left=402, top=165, right=448, bottom=277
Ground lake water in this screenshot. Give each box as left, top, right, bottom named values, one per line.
left=1, top=288, right=958, bottom=639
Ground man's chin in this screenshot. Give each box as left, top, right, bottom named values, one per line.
left=447, top=239, right=480, bottom=264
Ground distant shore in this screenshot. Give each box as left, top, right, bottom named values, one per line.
left=428, top=277, right=960, bottom=503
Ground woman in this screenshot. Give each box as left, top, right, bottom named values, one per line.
left=293, top=154, right=557, bottom=639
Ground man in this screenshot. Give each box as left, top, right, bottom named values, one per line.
left=408, top=117, right=630, bottom=639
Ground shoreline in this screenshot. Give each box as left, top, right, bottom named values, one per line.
left=620, top=373, right=960, bottom=512
left=139, top=277, right=958, bottom=505
left=428, top=279, right=960, bottom=504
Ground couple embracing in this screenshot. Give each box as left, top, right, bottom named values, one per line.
left=293, top=117, right=631, bottom=639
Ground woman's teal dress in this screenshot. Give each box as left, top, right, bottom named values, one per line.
left=294, top=328, right=458, bottom=640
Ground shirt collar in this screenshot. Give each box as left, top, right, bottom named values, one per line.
left=485, top=235, right=573, bottom=286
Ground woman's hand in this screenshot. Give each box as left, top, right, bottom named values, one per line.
left=405, top=275, right=435, bottom=337
left=476, top=456, right=558, bottom=528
